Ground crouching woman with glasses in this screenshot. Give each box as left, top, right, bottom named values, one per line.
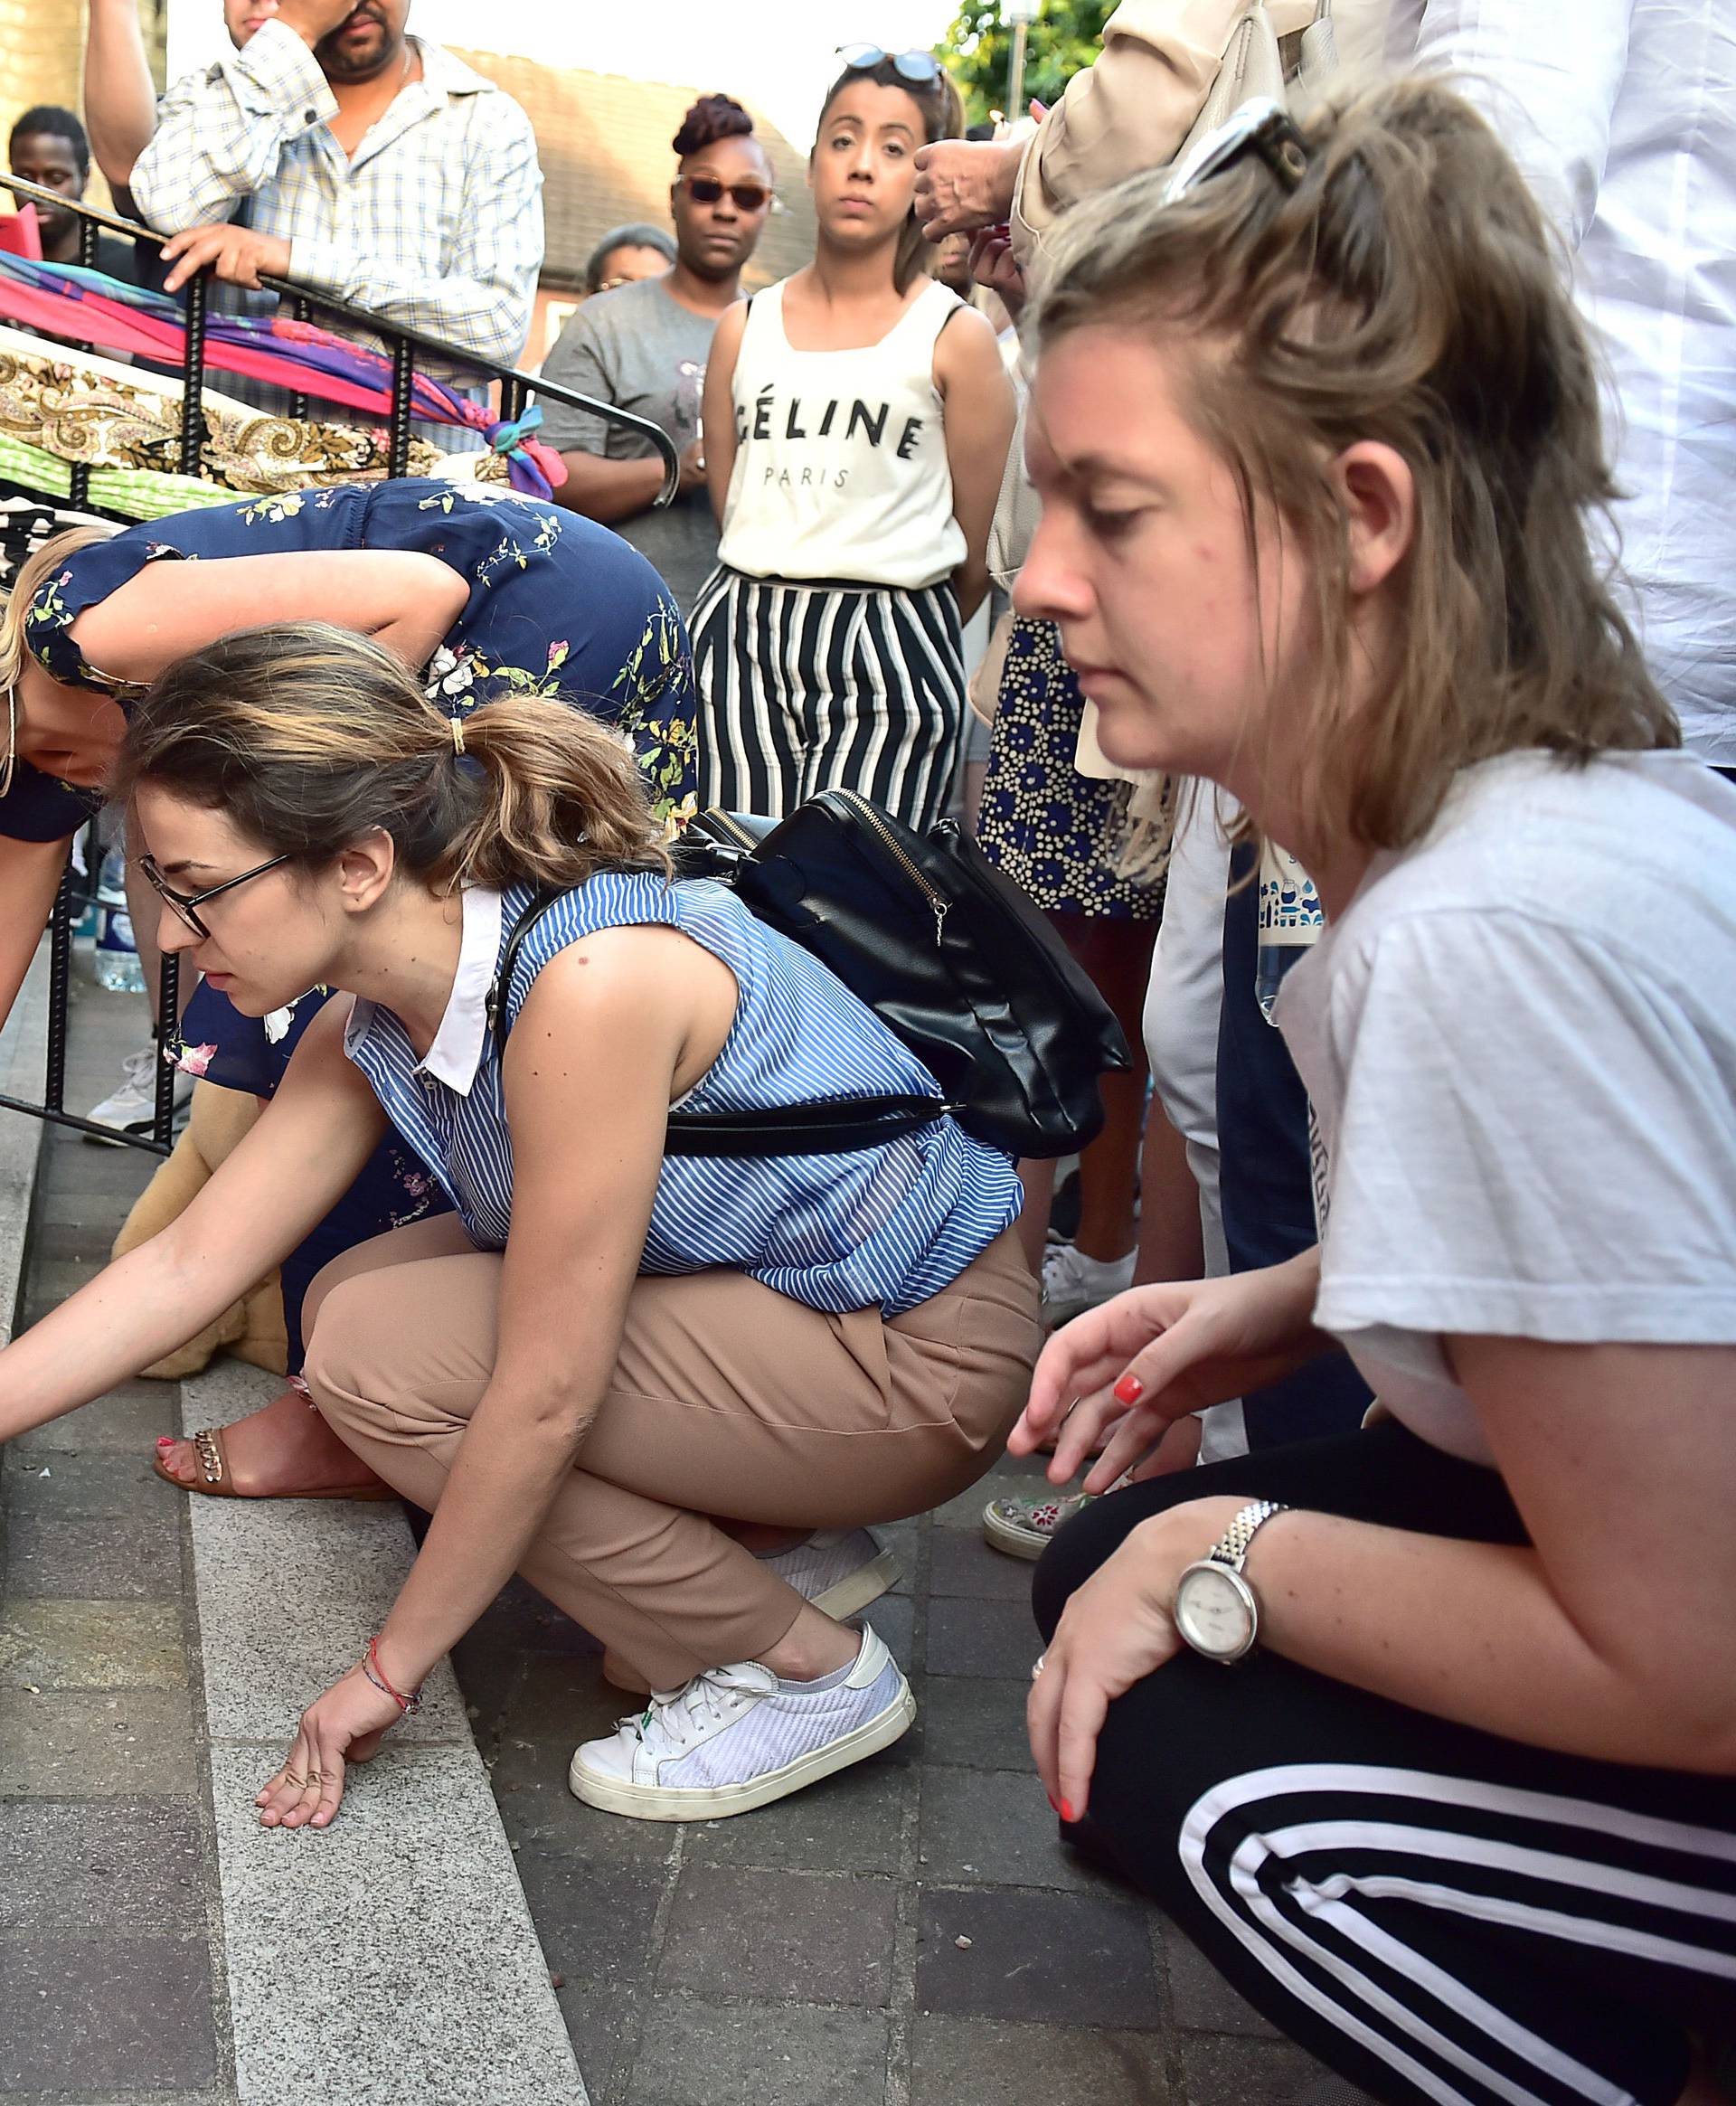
left=0, top=622, right=1039, bottom=1828
left=1011, top=80, right=1736, bottom=2106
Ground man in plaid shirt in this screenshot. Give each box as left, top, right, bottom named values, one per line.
left=104, top=0, right=542, bottom=389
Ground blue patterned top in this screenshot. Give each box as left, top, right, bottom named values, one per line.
left=343, top=874, right=1023, bottom=1316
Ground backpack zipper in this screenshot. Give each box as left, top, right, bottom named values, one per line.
left=830, top=789, right=950, bottom=946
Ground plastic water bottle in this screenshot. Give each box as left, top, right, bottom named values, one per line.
left=1254, top=841, right=1324, bottom=1023
left=93, top=846, right=146, bottom=994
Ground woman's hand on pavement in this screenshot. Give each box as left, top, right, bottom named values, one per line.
left=256, top=1662, right=402, bottom=1830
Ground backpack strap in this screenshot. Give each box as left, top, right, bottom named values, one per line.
left=486, top=887, right=954, bottom=1158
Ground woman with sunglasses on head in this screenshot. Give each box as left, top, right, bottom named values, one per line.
left=0, top=620, right=1039, bottom=1827
left=1014, top=81, right=1736, bottom=2106
left=693, top=48, right=1016, bottom=830
left=0, top=478, right=696, bottom=1501
left=539, top=95, right=778, bottom=614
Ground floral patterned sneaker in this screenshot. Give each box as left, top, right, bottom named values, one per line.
left=982, top=1490, right=1096, bottom=1562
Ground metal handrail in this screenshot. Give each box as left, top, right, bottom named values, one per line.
left=2, top=173, right=683, bottom=1154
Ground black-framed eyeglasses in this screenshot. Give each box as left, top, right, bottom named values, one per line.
left=674, top=173, right=778, bottom=214
left=837, top=43, right=943, bottom=85
left=1164, top=96, right=1312, bottom=207
left=138, top=850, right=293, bottom=939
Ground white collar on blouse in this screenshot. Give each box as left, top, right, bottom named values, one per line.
left=345, top=885, right=504, bottom=1099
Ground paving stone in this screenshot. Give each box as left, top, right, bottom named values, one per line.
left=1179, top=2034, right=1333, bottom=2104
left=487, top=1738, right=678, bottom=1864
left=916, top=1886, right=1160, bottom=2029
left=0, top=1688, right=200, bottom=1795
left=2, top=1450, right=164, bottom=1517
left=551, top=1978, right=638, bottom=2106
left=929, top=1525, right=1041, bottom=1601
left=0, top=1599, right=186, bottom=1689
left=912, top=1676, right=1035, bottom=1774
left=0, top=1934, right=218, bottom=2092
left=630, top=1994, right=891, bottom=2106
left=500, top=1648, right=627, bottom=1743
left=14, top=1380, right=176, bottom=1455
left=657, top=1865, right=897, bottom=2007
left=910, top=2015, right=1170, bottom=2105
left=685, top=1748, right=910, bottom=1875
left=0, top=1797, right=205, bottom=1935
left=32, top=1140, right=157, bottom=1199
left=1162, top=1919, right=1283, bottom=2038
left=471, top=1574, right=609, bottom=1658
left=512, top=1854, right=667, bottom=1988
left=207, top=1742, right=580, bottom=2106
left=926, top=1595, right=1043, bottom=1680
left=4, top=1509, right=183, bottom=1600
left=919, top=1767, right=1104, bottom=1893
left=865, top=1589, right=915, bottom=1673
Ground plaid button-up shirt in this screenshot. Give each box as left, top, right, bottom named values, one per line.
left=132, top=23, right=543, bottom=381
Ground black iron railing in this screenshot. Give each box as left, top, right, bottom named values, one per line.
left=0, top=176, right=676, bottom=1155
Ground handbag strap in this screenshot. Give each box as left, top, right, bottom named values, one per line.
left=486, top=885, right=955, bottom=1158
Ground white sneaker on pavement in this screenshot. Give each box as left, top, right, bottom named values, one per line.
left=570, top=1623, right=914, bottom=1822
left=1041, top=1240, right=1136, bottom=1328
left=84, top=1043, right=193, bottom=1146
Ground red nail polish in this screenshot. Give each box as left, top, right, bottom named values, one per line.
left=1060, top=1799, right=1077, bottom=1823
left=1114, top=1374, right=1144, bottom=1404
left=156, top=1436, right=174, bottom=1448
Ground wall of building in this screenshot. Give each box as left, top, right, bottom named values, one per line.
left=0, top=0, right=165, bottom=218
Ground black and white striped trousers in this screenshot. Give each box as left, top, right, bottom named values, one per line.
left=1034, top=1423, right=1736, bottom=2106
left=689, top=566, right=967, bottom=829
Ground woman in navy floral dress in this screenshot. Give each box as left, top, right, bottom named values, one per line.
left=0, top=477, right=696, bottom=1497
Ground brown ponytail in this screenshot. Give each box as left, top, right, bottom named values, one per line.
left=114, top=623, right=671, bottom=892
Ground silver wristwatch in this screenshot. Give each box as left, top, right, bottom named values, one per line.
left=1172, top=1499, right=1289, bottom=1664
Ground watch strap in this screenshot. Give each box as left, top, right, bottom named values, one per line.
left=1209, top=1499, right=1289, bottom=1575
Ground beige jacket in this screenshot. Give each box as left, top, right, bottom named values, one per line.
left=1011, top=0, right=1390, bottom=274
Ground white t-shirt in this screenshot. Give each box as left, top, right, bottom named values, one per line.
left=1277, top=750, right=1736, bottom=1465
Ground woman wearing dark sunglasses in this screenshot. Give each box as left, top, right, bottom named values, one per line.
left=537, top=93, right=778, bottom=613
left=692, top=48, right=1016, bottom=830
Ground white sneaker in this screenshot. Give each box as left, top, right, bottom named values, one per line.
left=760, top=1526, right=901, bottom=1620
left=570, top=1623, right=914, bottom=1822
left=1041, top=1240, right=1136, bottom=1328
left=601, top=1526, right=901, bottom=1694
left=84, top=1043, right=192, bottom=1146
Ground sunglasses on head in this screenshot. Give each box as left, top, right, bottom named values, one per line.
left=1163, top=96, right=1312, bottom=206
left=139, top=849, right=292, bottom=940
left=837, top=43, right=943, bottom=85
left=675, top=173, right=778, bottom=213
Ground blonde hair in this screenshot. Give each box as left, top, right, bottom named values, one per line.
left=114, top=623, right=670, bottom=893
left=0, top=524, right=115, bottom=763
left=1033, top=74, right=1676, bottom=861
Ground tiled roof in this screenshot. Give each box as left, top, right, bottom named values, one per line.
left=452, top=51, right=816, bottom=293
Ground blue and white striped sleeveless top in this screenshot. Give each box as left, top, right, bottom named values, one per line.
left=343, top=874, right=1023, bottom=1316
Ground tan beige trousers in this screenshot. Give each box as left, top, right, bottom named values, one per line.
left=301, top=1217, right=1041, bottom=1690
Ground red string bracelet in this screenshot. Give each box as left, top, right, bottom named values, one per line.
left=363, top=1634, right=423, bottom=1716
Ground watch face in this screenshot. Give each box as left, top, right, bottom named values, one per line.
left=1175, top=1563, right=1256, bottom=1661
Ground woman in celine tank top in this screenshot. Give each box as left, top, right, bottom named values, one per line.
left=693, top=50, right=1016, bottom=829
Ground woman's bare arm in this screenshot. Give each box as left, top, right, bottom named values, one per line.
left=0, top=834, right=73, bottom=1039
left=0, top=1001, right=386, bottom=1440
left=701, top=300, right=748, bottom=527
left=83, top=0, right=160, bottom=189
left=936, top=307, right=1017, bottom=621
left=69, top=551, right=471, bottom=684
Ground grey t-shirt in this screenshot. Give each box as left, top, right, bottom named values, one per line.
left=1277, top=749, right=1736, bottom=1465
left=534, top=277, right=720, bottom=612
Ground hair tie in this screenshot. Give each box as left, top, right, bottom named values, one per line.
left=449, top=715, right=466, bottom=758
